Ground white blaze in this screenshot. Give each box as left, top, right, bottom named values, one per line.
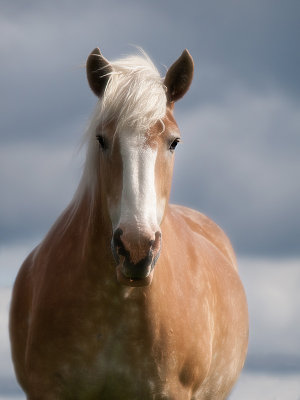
left=118, top=132, right=159, bottom=230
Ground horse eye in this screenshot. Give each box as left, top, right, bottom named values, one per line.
left=169, top=138, right=180, bottom=152
left=96, top=135, right=107, bottom=150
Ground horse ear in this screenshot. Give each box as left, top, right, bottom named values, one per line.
left=86, top=48, right=112, bottom=97
left=164, top=49, right=194, bottom=103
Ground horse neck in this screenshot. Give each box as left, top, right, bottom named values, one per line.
left=76, top=179, right=112, bottom=248
left=44, top=174, right=114, bottom=272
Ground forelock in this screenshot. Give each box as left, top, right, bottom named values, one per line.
left=97, top=53, right=167, bottom=133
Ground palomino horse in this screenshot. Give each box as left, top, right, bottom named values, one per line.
left=10, top=47, right=248, bottom=399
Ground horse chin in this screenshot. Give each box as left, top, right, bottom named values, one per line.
left=116, top=264, right=154, bottom=287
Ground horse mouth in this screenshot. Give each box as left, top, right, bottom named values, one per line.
left=116, top=264, right=154, bottom=287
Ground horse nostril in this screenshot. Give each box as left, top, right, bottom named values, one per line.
left=112, top=228, right=127, bottom=257
left=113, top=228, right=123, bottom=246
left=149, top=231, right=161, bottom=247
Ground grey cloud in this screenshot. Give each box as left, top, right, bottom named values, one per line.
left=0, top=141, right=82, bottom=244
left=230, top=371, right=300, bottom=400
left=0, top=0, right=178, bottom=145
left=1, top=0, right=299, bottom=144
left=238, top=258, right=300, bottom=372
left=171, top=89, right=300, bottom=255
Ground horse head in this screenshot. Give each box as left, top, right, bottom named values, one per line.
left=86, top=48, right=193, bottom=286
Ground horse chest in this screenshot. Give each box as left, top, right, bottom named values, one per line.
left=59, top=288, right=200, bottom=399
left=65, top=294, right=163, bottom=398
left=71, top=290, right=211, bottom=399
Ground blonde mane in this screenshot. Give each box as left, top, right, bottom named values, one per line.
left=101, top=53, right=167, bottom=132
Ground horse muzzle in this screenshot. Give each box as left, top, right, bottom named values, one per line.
left=112, top=227, right=162, bottom=287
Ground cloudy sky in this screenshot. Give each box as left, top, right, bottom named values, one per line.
left=0, top=0, right=300, bottom=398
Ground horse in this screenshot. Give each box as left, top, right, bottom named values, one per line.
left=9, top=47, right=248, bottom=400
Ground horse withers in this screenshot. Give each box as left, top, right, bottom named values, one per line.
left=10, top=47, right=248, bottom=399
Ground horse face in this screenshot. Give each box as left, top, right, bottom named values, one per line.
left=87, top=47, right=193, bottom=286
left=97, top=111, right=179, bottom=286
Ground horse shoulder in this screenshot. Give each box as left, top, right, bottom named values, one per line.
left=162, top=204, right=248, bottom=398
left=166, top=204, right=238, bottom=271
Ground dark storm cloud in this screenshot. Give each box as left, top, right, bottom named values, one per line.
left=0, top=0, right=299, bottom=255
